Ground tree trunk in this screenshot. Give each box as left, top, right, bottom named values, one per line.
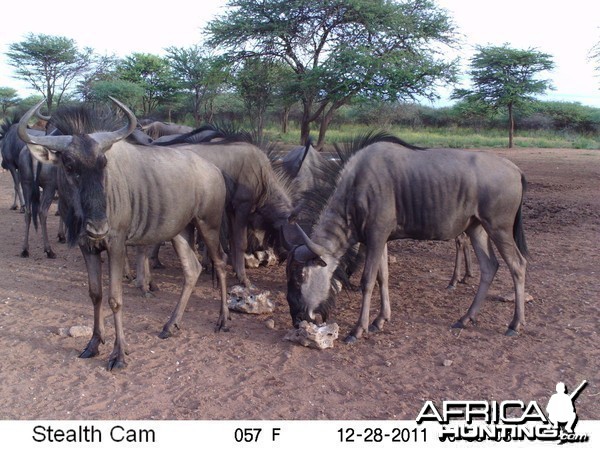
left=508, top=103, right=514, bottom=148
left=316, top=108, right=336, bottom=150
left=281, top=106, right=290, bottom=134
left=300, top=100, right=313, bottom=145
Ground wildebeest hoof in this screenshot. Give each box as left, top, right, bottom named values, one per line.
left=446, top=283, right=457, bottom=290
left=368, top=323, right=383, bottom=333
left=20, top=250, right=29, bottom=258
left=142, top=291, right=155, bottom=299
left=158, top=329, right=174, bottom=339
left=505, top=328, right=518, bottom=337
left=46, top=250, right=57, bottom=259
left=107, top=359, right=127, bottom=371
left=10, top=205, right=18, bottom=211
left=151, top=260, right=165, bottom=269
left=79, top=347, right=99, bottom=359
left=343, top=335, right=358, bottom=344
left=58, top=235, right=66, bottom=244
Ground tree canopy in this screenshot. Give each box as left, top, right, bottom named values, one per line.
left=452, top=44, right=555, bottom=148
left=6, top=33, right=94, bottom=112
left=206, top=0, right=459, bottom=147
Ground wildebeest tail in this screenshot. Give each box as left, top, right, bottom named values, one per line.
left=513, top=174, right=529, bottom=259
left=30, top=158, right=42, bottom=231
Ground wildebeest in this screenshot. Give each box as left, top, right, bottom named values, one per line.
left=18, top=98, right=229, bottom=370
left=1, top=115, right=37, bottom=211
left=286, top=135, right=528, bottom=342
left=139, top=120, right=194, bottom=140
left=18, top=146, right=65, bottom=258
left=282, top=138, right=474, bottom=289
left=155, top=129, right=295, bottom=287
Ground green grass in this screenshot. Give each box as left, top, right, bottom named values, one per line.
left=264, top=125, right=600, bottom=149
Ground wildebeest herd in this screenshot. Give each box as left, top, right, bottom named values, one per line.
left=1, top=98, right=529, bottom=370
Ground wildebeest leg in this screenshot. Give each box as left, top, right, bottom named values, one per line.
left=196, top=219, right=229, bottom=331
left=346, top=239, right=388, bottom=344
left=134, top=246, right=158, bottom=297
left=453, top=225, right=499, bottom=330
left=488, top=230, right=527, bottom=335
left=9, top=169, right=24, bottom=211
left=106, top=240, right=128, bottom=370
left=159, top=229, right=202, bottom=339
left=369, top=244, right=391, bottom=333
left=20, top=202, right=32, bottom=258
left=231, top=204, right=253, bottom=287
left=79, top=248, right=105, bottom=359
left=57, top=199, right=66, bottom=243
left=149, top=242, right=165, bottom=269
left=448, top=233, right=473, bottom=288
left=40, top=187, right=56, bottom=258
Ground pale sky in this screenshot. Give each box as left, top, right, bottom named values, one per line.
left=1, top=0, right=599, bottom=107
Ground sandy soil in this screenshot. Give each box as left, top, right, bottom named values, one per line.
left=0, top=147, right=598, bottom=421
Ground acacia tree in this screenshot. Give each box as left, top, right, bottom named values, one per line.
left=452, top=44, right=555, bottom=148
left=0, top=87, right=20, bottom=115
left=165, top=46, right=230, bottom=124
left=117, top=53, right=179, bottom=116
left=206, top=0, right=458, bottom=147
left=6, top=33, right=94, bottom=112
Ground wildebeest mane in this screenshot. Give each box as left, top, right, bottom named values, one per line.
left=333, top=129, right=426, bottom=164
left=50, top=104, right=124, bottom=135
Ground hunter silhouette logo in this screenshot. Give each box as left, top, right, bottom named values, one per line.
left=546, top=380, right=587, bottom=435
left=416, top=379, right=590, bottom=443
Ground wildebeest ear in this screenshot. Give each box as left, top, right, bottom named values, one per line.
left=26, top=144, right=60, bottom=165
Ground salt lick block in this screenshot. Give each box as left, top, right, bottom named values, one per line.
left=227, top=285, right=274, bottom=314
left=284, top=320, right=339, bottom=350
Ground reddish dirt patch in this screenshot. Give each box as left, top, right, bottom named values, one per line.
left=0, top=148, right=598, bottom=420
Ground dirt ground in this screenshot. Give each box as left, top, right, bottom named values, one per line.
left=0, top=147, right=598, bottom=421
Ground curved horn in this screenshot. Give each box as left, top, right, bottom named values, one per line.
left=35, top=108, right=51, bottom=121
left=89, top=96, right=137, bottom=151
left=17, top=100, right=72, bottom=152
left=294, top=223, right=328, bottom=257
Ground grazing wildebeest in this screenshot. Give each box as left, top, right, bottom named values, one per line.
left=19, top=98, right=229, bottom=370
left=155, top=129, right=295, bottom=287
left=282, top=138, right=475, bottom=289
left=18, top=146, right=65, bottom=258
left=286, top=135, right=528, bottom=343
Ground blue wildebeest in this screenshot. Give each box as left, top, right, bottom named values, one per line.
left=155, top=129, right=295, bottom=287
left=18, top=98, right=229, bottom=370
left=1, top=115, right=42, bottom=211
left=140, top=120, right=193, bottom=140
left=286, top=134, right=529, bottom=343
left=18, top=146, right=65, bottom=258
left=281, top=138, right=474, bottom=289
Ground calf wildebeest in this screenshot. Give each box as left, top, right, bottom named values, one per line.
left=18, top=98, right=229, bottom=370
left=286, top=134, right=528, bottom=343
left=282, top=138, right=474, bottom=289
left=155, top=129, right=295, bottom=287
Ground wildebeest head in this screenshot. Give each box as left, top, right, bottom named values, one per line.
left=285, top=224, right=337, bottom=327
left=17, top=97, right=137, bottom=246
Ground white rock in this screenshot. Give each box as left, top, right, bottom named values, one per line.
left=68, top=325, right=93, bottom=338
left=227, top=285, right=274, bottom=314
left=284, top=321, right=339, bottom=350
